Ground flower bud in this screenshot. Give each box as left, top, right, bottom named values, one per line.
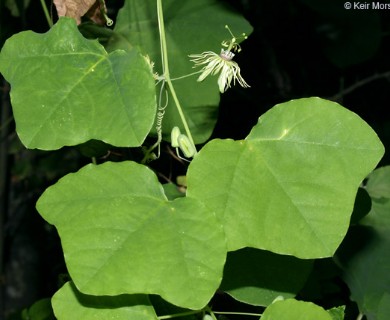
left=171, top=126, right=181, bottom=148
left=177, top=134, right=196, bottom=158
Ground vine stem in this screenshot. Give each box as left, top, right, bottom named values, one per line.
left=157, top=306, right=263, bottom=319
left=40, top=0, right=53, bottom=28
left=158, top=309, right=201, bottom=319
left=156, top=0, right=197, bottom=153
left=207, top=308, right=218, bottom=320
left=213, top=310, right=263, bottom=317
left=330, top=70, right=390, bottom=101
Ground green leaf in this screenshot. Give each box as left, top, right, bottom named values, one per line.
left=350, top=187, right=371, bottom=225
left=336, top=166, right=390, bottom=319
left=365, top=165, right=390, bottom=199
left=36, top=161, right=226, bottom=310
left=336, top=226, right=389, bottom=319
left=0, top=17, right=156, bottom=150
left=162, top=182, right=186, bottom=200
left=52, top=282, right=158, bottom=320
left=76, top=139, right=111, bottom=158
left=327, top=305, right=345, bottom=320
left=108, top=0, right=253, bottom=143
left=220, top=248, right=313, bottom=306
left=364, top=166, right=390, bottom=228
left=23, top=298, right=55, bottom=320
left=187, top=97, right=384, bottom=258
left=261, top=299, right=332, bottom=320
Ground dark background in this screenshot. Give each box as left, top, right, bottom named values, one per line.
left=1, top=0, right=389, bottom=318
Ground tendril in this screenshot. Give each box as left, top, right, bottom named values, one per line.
left=155, top=82, right=169, bottom=158
left=98, top=0, right=114, bottom=26
left=142, top=82, right=168, bottom=163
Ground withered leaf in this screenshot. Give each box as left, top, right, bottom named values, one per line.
left=53, top=0, right=97, bottom=25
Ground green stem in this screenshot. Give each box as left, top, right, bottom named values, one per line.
left=156, top=0, right=197, bottom=153
left=213, top=311, right=263, bottom=317
left=356, top=313, right=364, bottom=320
left=98, top=0, right=113, bottom=26
left=204, top=306, right=217, bottom=320
left=40, top=0, right=53, bottom=28
left=158, top=310, right=201, bottom=319
left=171, top=70, right=202, bottom=81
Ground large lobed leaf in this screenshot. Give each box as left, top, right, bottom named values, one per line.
left=108, top=0, right=253, bottom=143
left=36, top=161, right=226, bottom=310
left=0, top=17, right=156, bottom=150
left=187, top=97, right=384, bottom=258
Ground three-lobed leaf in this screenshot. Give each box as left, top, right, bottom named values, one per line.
left=187, top=97, right=384, bottom=258
left=37, top=161, right=226, bottom=310
left=0, top=17, right=156, bottom=150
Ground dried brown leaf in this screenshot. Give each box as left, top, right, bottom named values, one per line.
left=53, top=0, right=97, bottom=25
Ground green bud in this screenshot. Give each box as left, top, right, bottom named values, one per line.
left=171, top=126, right=181, bottom=148
left=177, top=134, right=196, bottom=158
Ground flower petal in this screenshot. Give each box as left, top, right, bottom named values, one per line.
left=189, top=50, right=250, bottom=92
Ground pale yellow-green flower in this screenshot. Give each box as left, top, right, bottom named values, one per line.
left=189, top=26, right=250, bottom=93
